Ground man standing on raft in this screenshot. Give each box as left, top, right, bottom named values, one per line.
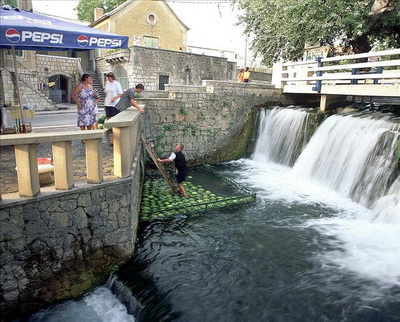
left=157, top=144, right=189, bottom=198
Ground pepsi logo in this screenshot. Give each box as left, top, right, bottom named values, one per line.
left=5, top=28, right=20, bottom=43
left=77, top=35, right=89, bottom=47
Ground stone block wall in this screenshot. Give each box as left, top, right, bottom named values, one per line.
left=0, top=68, right=56, bottom=111
left=95, top=46, right=237, bottom=91
left=0, top=147, right=144, bottom=320
left=142, top=80, right=282, bottom=164
left=36, top=55, right=81, bottom=87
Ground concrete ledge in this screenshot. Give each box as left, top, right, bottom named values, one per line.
left=0, top=129, right=109, bottom=146
left=202, top=79, right=276, bottom=89
left=104, top=108, right=142, bottom=128
left=165, top=84, right=206, bottom=92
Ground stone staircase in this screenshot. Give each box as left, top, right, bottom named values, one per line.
left=87, top=71, right=105, bottom=107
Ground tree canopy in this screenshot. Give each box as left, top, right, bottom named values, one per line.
left=238, top=0, right=400, bottom=65
left=77, top=0, right=125, bottom=22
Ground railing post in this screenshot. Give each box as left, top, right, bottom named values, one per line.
left=14, top=144, right=40, bottom=197
left=272, top=61, right=284, bottom=89
left=52, top=141, right=74, bottom=190
left=113, top=126, right=133, bottom=178
left=85, top=138, right=103, bottom=184
left=312, top=57, right=323, bottom=92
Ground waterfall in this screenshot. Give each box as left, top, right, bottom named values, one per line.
left=252, top=108, right=310, bottom=166
left=372, top=178, right=400, bottom=224
left=293, top=113, right=400, bottom=208
left=106, top=275, right=144, bottom=321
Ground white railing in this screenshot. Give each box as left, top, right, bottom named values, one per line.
left=0, top=108, right=143, bottom=199
left=272, top=49, right=400, bottom=96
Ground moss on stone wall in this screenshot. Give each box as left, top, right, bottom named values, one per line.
left=194, top=110, right=255, bottom=165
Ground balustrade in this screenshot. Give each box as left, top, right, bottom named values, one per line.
left=0, top=108, right=143, bottom=199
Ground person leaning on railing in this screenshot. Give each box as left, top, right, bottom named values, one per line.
left=114, top=84, right=145, bottom=114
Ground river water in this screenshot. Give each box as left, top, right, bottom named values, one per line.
left=27, top=108, right=400, bottom=321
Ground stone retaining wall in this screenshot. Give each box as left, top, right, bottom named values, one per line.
left=95, top=46, right=237, bottom=91
left=142, top=80, right=282, bottom=164
left=0, top=145, right=144, bottom=320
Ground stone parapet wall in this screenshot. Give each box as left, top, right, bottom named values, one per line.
left=0, top=147, right=144, bottom=320
left=95, top=46, right=237, bottom=91
left=142, top=81, right=282, bottom=164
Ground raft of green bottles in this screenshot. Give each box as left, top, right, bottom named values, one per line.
left=140, top=166, right=256, bottom=221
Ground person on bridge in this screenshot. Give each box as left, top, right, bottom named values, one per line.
left=237, top=68, right=245, bottom=82
left=114, top=84, right=145, bottom=114
left=157, top=144, right=189, bottom=198
left=71, top=74, right=97, bottom=131
left=243, top=67, right=251, bottom=83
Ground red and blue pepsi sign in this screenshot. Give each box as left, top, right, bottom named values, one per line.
left=0, top=6, right=128, bottom=51
left=5, top=28, right=20, bottom=43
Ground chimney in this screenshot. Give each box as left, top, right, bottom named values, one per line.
left=94, top=8, right=104, bottom=21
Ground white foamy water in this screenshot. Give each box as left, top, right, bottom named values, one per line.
left=252, top=108, right=309, bottom=166
left=231, top=109, right=400, bottom=287
left=84, top=287, right=135, bottom=322
left=29, top=286, right=135, bottom=322
left=230, top=158, right=400, bottom=287
left=293, top=113, right=400, bottom=207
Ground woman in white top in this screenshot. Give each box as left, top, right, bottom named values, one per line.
left=104, top=72, right=123, bottom=119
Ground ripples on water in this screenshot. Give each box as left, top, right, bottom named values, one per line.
left=117, top=160, right=400, bottom=322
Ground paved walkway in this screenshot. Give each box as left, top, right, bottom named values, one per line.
left=0, top=126, right=114, bottom=195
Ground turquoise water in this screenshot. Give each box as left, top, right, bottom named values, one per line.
left=116, top=161, right=400, bottom=321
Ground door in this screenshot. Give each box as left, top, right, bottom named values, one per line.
left=159, top=75, right=169, bottom=90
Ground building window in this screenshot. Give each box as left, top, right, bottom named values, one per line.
left=146, top=12, right=157, bottom=25
left=143, top=36, right=159, bottom=48
left=113, top=67, right=129, bottom=91
left=159, top=75, right=169, bottom=90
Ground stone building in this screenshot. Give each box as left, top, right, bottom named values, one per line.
left=96, top=46, right=237, bottom=91
left=90, top=0, right=189, bottom=52
left=0, top=0, right=89, bottom=109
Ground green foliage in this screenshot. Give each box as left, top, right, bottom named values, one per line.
left=108, top=265, right=118, bottom=276
left=238, top=0, right=400, bottom=65
left=178, top=107, right=188, bottom=115
left=77, top=0, right=125, bottom=22
left=163, top=124, right=176, bottom=131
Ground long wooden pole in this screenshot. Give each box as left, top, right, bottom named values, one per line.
left=12, top=46, right=25, bottom=133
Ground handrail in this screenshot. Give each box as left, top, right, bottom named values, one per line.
left=0, top=129, right=108, bottom=146
left=273, top=48, right=400, bottom=92
left=283, top=48, right=400, bottom=67
left=281, top=72, right=400, bottom=82
left=105, top=107, right=143, bottom=179
left=0, top=109, right=143, bottom=199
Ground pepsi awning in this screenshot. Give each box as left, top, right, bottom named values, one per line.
left=0, top=6, right=129, bottom=51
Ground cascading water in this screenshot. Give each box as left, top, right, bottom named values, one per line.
left=27, top=108, right=400, bottom=321
left=372, top=177, right=400, bottom=224
left=252, top=107, right=310, bottom=166
left=293, top=112, right=400, bottom=208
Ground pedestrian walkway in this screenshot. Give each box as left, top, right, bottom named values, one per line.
left=0, top=126, right=113, bottom=194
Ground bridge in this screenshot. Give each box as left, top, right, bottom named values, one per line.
left=272, top=49, right=400, bottom=111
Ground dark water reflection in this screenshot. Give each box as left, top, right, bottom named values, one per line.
left=118, top=199, right=400, bottom=322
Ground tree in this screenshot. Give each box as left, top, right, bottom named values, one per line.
left=238, top=0, right=400, bottom=65
left=77, top=0, right=126, bottom=22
